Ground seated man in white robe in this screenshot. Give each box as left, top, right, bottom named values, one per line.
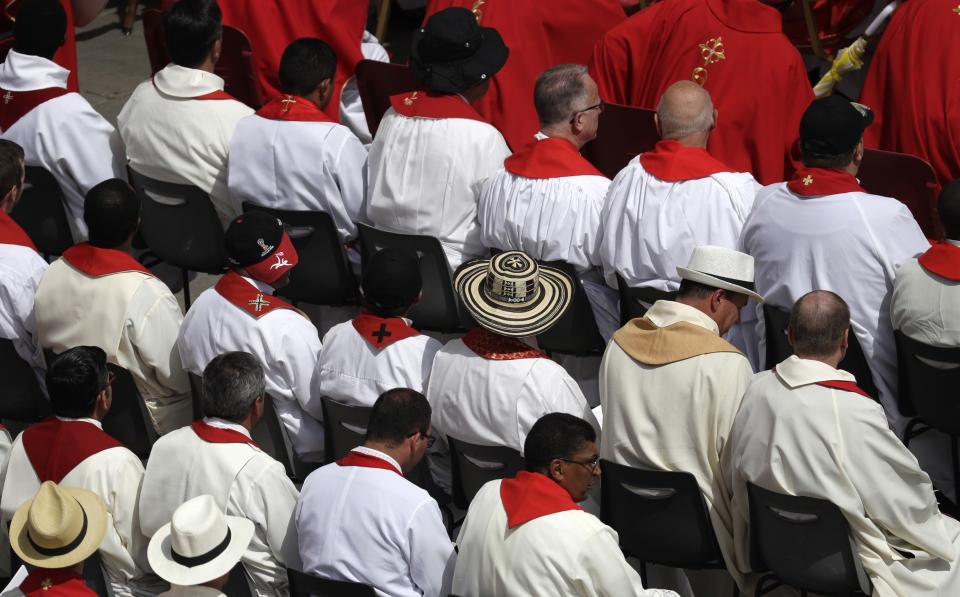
left=318, top=248, right=442, bottom=406
left=479, top=64, right=617, bottom=340
left=34, top=180, right=192, bottom=434
left=0, top=0, right=126, bottom=240
left=726, top=290, right=960, bottom=596
left=427, top=251, right=598, bottom=492
left=1, top=347, right=163, bottom=597
left=296, top=388, right=456, bottom=597
left=140, top=352, right=301, bottom=597
left=366, top=7, right=510, bottom=269
left=229, top=37, right=368, bottom=260
left=177, top=212, right=326, bottom=462
left=118, top=0, right=253, bottom=225
left=453, top=412, right=678, bottom=597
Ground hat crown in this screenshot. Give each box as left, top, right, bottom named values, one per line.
left=685, top=245, right=755, bottom=284
left=26, top=482, right=85, bottom=551
left=483, top=252, right=540, bottom=305
left=417, top=7, right=483, bottom=64
left=169, top=495, right=230, bottom=559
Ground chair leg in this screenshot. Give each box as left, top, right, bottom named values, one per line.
left=181, top=269, right=192, bottom=310
left=122, top=0, right=138, bottom=35
left=952, top=435, right=959, bottom=507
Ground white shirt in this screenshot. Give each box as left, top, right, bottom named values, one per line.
left=0, top=51, right=126, bottom=240
left=891, top=239, right=960, bottom=347
left=296, top=447, right=456, bottom=597
left=0, top=242, right=47, bottom=374
left=139, top=417, right=301, bottom=597
left=118, top=64, right=254, bottom=225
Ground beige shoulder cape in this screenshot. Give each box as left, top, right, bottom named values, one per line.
left=612, top=317, right=743, bottom=365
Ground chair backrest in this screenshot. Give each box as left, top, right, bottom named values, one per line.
left=241, top=204, right=359, bottom=306
left=287, top=568, right=377, bottom=597
left=616, top=274, right=677, bottom=324
left=355, top=60, right=421, bottom=138
left=142, top=8, right=169, bottom=74
left=215, top=25, right=264, bottom=109
left=222, top=562, right=253, bottom=597
left=357, top=224, right=469, bottom=332
left=320, top=397, right=371, bottom=464
left=535, top=260, right=605, bottom=355
left=82, top=550, right=109, bottom=597
left=0, top=33, right=14, bottom=65
left=859, top=149, right=942, bottom=240
left=188, top=372, right=204, bottom=421
left=10, top=166, right=74, bottom=257
left=0, top=338, right=50, bottom=423
left=747, top=482, right=871, bottom=595
left=763, top=304, right=878, bottom=399
left=448, top=437, right=524, bottom=510
left=128, top=168, right=227, bottom=274
left=600, top=460, right=724, bottom=567
left=581, top=103, right=659, bottom=179
left=895, top=330, right=960, bottom=431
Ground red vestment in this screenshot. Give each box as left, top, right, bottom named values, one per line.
left=781, top=0, right=873, bottom=52
left=589, top=0, right=813, bottom=185
left=423, top=0, right=626, bottom=150
left=859, top=0, right=960, bottom=188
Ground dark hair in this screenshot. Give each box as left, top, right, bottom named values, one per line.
left=789, top=290, right=850, bottom=358
left=0, top=140, right=24, bottom=199
left=13, top=0, right=66, bottom=60
left=46, top=346, right=109, bottom=418
left=523, top=413, right=596, bottom=472
left=278, top=38, right=337, bottom=97
left=163, top=0, right=222, bottom=68
left=534, top=64, right=589, bottom=128
left=801, top=146, right=856, bottom=169
left=677, top=278, right=718, bottom=300
left=365, top=388, right=432, bottom=447
left=84, top=179, right=140, bottom=248
left=361, top=299, right=410, bottom=319
left=202, top=352, right=265, bottom=421
left=939, top=179, right=960, bottom=241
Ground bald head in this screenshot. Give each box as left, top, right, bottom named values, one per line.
left=788, top=290, right=850, bottom=360
left=656, top=81, right=715, bottom=142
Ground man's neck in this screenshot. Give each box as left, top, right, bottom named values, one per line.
left=362, top=441, right=408, bottom=472
left=541, top=127, right=586, bottom=151
left=664, top=132, right=709, bottom=149
left=796, top=352, right=843, bottom=369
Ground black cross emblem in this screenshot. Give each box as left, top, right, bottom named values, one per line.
left=372, top=323, right=392, bottom=344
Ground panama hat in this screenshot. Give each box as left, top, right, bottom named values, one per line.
left=10, top=481, right=108, bottom=569
left=676, top=245, right=764, bottom=302
left=455, top=251, right=573, bottom=337
left=148, top=495, right=254, bottom=587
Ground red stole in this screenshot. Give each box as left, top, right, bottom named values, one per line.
left=500, top=470, right=582, bottom=529
left=214, top=271, right=301, bottom=320
left=814, top=380, right=875, bottom=401
left=389, top=91, right=489, bottom=124
left=61, top=243, right=154, bottom=278
left=461, top=327, right=549, bottom=361
left=256, top=95, right=334, bottom=123
left=21, top=568, right=95, bottom=596
left=191, top=420, right=257, bottom=446
left=786, top=167, right=865, bottom=196
left=351, top=311, right=420, bottom=350
left=639, top=140, right=734, bottom=182
left=918, top=242, right=960, bottom=282
left=336, top=449, right=402, bottom=476
left=504, top=137, right=604, bottom=179
left=0, top=209, right=37, bottom=251
left=0, top=86, right=70, bottom=132
left=22, top=418, right=122, bottom=484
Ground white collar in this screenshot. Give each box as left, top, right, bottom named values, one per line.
left=55, top=416, right=103, bottom=430
left=351, top=446, right=402, bottom=474
left=0, top=50, right=69, bottom=91
left=948, top=239, right=960, bottom=248
left=237, top=273, right=275, bottom=295
left=164, top=587, right=225, bottom=596
left=534, top=131, right=549, bottom=140
left=645, top=300, right=720, bottom=335
left=202, top=416, right=252, bottom=439
left=774, top=355, right=855, bottom=389
left=152, top=64, right=226, bottom=99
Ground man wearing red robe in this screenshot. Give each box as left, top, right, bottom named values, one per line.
left=589, top=0, right=813, bottom=185
left=423, top=0, right=626, bottom=149
left=859, top=0, right=960, bottom=188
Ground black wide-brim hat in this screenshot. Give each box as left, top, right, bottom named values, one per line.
left=410, top=7, right=509, bottom=95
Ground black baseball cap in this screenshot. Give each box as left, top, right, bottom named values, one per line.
left=800, top=95, right=874, bottom=157
left=361, top=248, right=422, bottom=310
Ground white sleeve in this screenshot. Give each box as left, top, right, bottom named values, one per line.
left=246, top=460, right=302, bottom=570
left=53, top=102, right=127, bottom=192
left=331, top=132, right=369, bottom=239
left=543, top=364, right=600, bottom=436
left=277, top=319, right=325, bottom=421
left=129, top=282, right=190, bottom=396
left=575, top=527, right=679, bottom=597
left=100, top=452, right=151, bottom=576
left=405, top=499, right=457, bottom=597
left=470, top=130, right=512, bottom=200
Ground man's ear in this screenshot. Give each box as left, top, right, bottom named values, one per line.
left=786, top=325, right=795, bottom=349
left=711, top=108, right=718, bottom=131
left=0, top=185, right=16, bottom=213
left=653, top=113, right=662, bottom=138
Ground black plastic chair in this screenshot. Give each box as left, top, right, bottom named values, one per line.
left=748, top=483, right=871, bottom=596
left=763, top=304, right=878, bottom=399
left=241, top=204, right=360, bottom=307
left=600, top=461, right=737, bottom=595
left=10, top=166, right=74, bottom=258
left=287, top=568, right=377, bottom=597
left=128, top=168, right=227, bottom=309
left=0, top=338, right=49, bottom=424
left=188, top=372, right=204, bottom=421
left=448, top=437, right=524, bottom=510
left=617, top=274, right=677, bottom=325
left=320, top=397, right=370, bottom=464
left=535, top=261, right=605, bottom=356
left=357, top=224, right=471, bottom=333
left=222, top=562, right=253, bottom=597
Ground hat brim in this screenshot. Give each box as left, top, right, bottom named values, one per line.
left=147, top=517, right=254, bottom=586
left=676, top=267, right=764, bottom=303
left=10, top=487, right=108, bottom=569
left=454, top=259, right=573, bottom=337
left=410, top=26, right=509, bottom=94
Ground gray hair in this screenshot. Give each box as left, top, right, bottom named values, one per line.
left=534, top=64, right=589, bottom=128
left=656, top=81, right=715, bottom=139
left=788, top=290, right=850, bottom=358
left=202, top=351, right=265, bottom=421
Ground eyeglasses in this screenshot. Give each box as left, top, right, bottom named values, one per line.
left=570, top=101, right=604, bottom=122
left=408, top=430, right=436, bottom=449
left=559, top=456, right=600, bottom=473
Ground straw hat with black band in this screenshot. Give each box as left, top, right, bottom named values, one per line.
left=676, top=245, right=764, bottom=303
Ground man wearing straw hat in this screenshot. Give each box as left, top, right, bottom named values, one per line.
left=599, top=245, right=761, bottom=595
left=3, top=481, right=108, bottom=596
left=427, top=250, right=598, bottom=492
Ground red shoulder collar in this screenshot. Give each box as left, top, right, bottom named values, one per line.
left=705, top=0, right=783, bottom=33
left=815, top=380, right=876, bottom=401
left=918, top=242, right=960, bottom=282
left=639, top=140, right=733, bottom=182
left=0, top=85, right=69, bottom=132
left=61, top=243, right=155, bottom=278
left=0, top=209, right=37, bottom=251
left=504, top=137, right=604, bottom=179
left=787, top=167, right=865, bottom=197
left=336, top=449, right=402, bottom=476
left=389, top=91, right=488, bottom=124
left=22, top=568, right=95, bottom=596
left=461, top=327, right=549, bottom=361
left=214, top=271, right=303, bottom=320
left=256, top=95, right=334, bottom=123
left=191, top=420, right=257, bottom=446
left=500, top=471, right=582, bottom=529
left=22, top=418, right=123, bottom=483
left=351, top=311, right=420, bottom=350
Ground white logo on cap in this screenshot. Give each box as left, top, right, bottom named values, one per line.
left=257, top=238, right=275, bottom=257
left=269, top=251, right=291, bottom=270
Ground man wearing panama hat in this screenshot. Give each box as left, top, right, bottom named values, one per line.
left=427, top=250, right=598, bottom=492
left=599, top=245, right=760, bottom=595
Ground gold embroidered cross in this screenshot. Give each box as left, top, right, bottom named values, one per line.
left=280, top=96, right=297, bottom=113
left=471, top=0, right=485, bottom=22
left=2, top=91, right=12, bottom=104
left=403, top=91, right=419, bottom=106
left=699, top=37, right=726, bottom=66
left=40, top=578, right=53, bottom=590
left=802, top=175, right=814, bottom=186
